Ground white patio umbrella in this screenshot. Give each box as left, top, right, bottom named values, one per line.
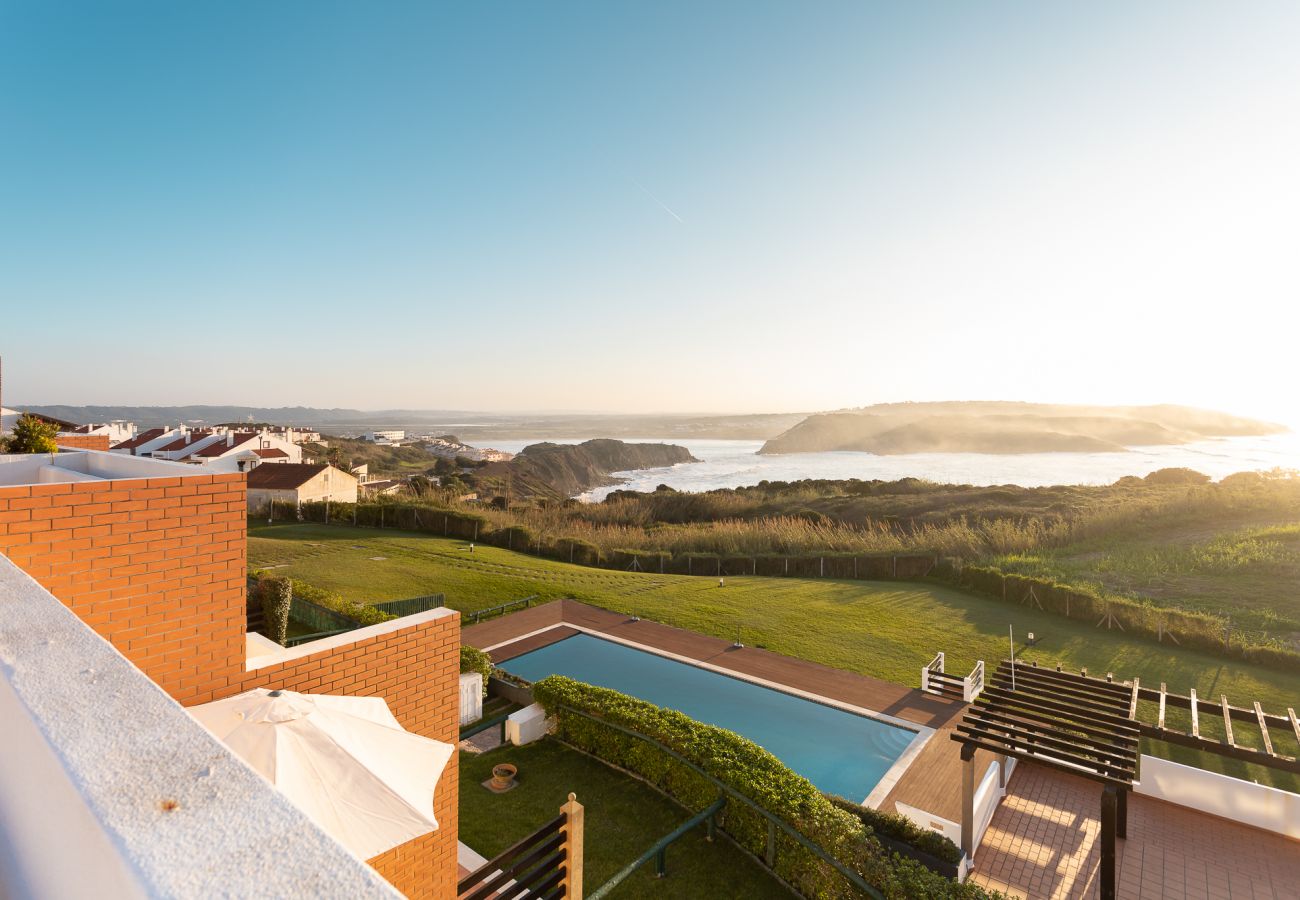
left=190, top=687, right=454, bottom=860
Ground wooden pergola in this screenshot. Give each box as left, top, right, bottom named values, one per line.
left=952, top=660, right=1140, bottom=900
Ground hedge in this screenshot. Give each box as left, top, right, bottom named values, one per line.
left=251, top=570, right=394, bottom=628
left=827, top=796, right=960, bottom=866
left=533, top=676, right=995, bottom=899
left=259, top=576, right=292, bottom=645
left=954, top=565, right=1300, bottom=673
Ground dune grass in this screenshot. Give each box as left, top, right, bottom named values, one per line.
left=249, top=522, right=1300, bottom=790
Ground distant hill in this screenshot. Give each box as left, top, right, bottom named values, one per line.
left=17, top=405, right=803, bottom=440
left=759, top=402, right=1287, bottom=456
left=476, top=439, right=697, bottom=498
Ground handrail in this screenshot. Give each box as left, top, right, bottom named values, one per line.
left=586, top=795, right=727, bottom=899
left=457, top=813, right=566, bottom=898
left=556, top=705, right=885, bottom=899
left=469, top=595, right=538, bottom=624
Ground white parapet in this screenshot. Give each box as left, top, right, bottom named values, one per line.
left=505, top=703, right=548, bottom=746
left=1136, top=754, right=1300, bottom=839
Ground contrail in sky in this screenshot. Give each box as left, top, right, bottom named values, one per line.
left=633, top=179, right=684, bottom=223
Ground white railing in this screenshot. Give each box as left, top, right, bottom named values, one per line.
left=921, top=651, right=945, bottom=692
left=964, top=660, right=985, bottom=702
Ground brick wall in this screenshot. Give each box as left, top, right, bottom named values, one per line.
left=0, top=472, right=247, bottom=701
left=0, top=467, right=461, bottom=898
left=229, top=612, right=462, bottom=900
left=55, top=433, right=112, bottom=451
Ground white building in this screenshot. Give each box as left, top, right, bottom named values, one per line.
left=363, top=430, right=405, bottom=445
left=112, top=426, right=303, bottom=470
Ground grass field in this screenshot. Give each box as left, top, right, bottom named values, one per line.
left=249, top=522, right=1300, bottom=790
left=994, top=519, right=1300, bottom=636
left=459, top=740, right=788, bottom=899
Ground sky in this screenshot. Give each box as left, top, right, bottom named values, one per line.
left=2, top=1, right=1298, bottom=424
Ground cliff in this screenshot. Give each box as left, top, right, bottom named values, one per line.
left=759, top=403, right=1286, bottom=456
left=476, top=439, right=697, bottom=498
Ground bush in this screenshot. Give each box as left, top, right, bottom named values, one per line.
left=461, top=645, right=493, bottom=696
left=7, top=414, right=60, bottom=454
left=259, top=576, right=292, bottom=645
left=253, top=570, right=394, bottom=628
left=1143, top=467, right=1210, bottom=485
left=533, top=676, right=993, bottom=899
left=827, top=796, right=960, bottom=865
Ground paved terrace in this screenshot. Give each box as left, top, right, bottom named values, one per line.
left=971, top=762, right=1300, bottom=900
left=462, top=598, right=997, bottom=820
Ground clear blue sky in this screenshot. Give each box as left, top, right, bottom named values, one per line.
left=2, top=1, right=1298, bottom=422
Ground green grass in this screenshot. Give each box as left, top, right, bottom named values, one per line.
left=458, top=740, right=789, bottom=899
left=994, top=521, right=1300, bottom=635
left=250, top=522, right=1300, bottom=790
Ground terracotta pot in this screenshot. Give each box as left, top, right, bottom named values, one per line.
left=491, top=763, right=518, bottom=791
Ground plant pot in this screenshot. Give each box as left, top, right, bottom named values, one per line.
left=490, top=763, right=518, bottom=792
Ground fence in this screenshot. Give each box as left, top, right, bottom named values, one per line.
left=456, top=795, right=584, bottom=900
left=372, top=593, right=445, bottom=618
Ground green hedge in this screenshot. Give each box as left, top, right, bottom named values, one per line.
left=259, top=576, right=292, bottom=645
left=532, top=676, right=994, bottom=899
left=252, top=570, right=394, bottom=628
left=827, top=796, right=960, bottom=865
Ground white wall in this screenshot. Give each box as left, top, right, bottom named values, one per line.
left=895, top=757, right=1017, bottom=861
left=1135, top=754, right=1300, bottom=840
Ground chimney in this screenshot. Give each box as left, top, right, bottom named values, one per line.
left=227, top=433, right=235, bottom=447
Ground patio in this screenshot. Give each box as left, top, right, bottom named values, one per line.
left=971, top=761, right=1300, bottom=899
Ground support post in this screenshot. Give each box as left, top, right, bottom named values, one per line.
left=765, top=819, right=776, bottom=867
left=1100, top=785, right=1117, bottom=900
left=1117, top=787, right=1127, bottom=840
left=997, top=753, right=1009, bottom=790
left=960, top=743, right=976, bottom=860
left=654, top=847, right=666, bottom=878
left=561, top=793, right=584, bottom=899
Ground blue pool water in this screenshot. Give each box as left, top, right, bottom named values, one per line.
left=501, top=633, right=917, bottom=800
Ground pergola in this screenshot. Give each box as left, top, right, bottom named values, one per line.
left=952, top=660, right=1140, bottom=900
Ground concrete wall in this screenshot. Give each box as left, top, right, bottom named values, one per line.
left=1136, top=754, right=1300, bottom=840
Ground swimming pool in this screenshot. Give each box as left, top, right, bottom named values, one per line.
left=500, top=632, right=919, bottom=802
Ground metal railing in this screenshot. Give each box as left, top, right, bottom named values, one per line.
left=468, top=595, right=537, bottom=625
left=556, top=705, right=884, bottom=899
left=587, top=796, right=728, bottom=898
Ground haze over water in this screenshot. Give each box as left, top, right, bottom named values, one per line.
left=480, top=434, right=1300, bottom=501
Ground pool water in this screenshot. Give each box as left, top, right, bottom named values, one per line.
left=501, top=632, right=917, bottom=801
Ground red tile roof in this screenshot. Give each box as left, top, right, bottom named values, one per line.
left=246, top=463, right=330, bottom=490
left=112, top=428, right=166, bottom=451
left=252, top=447, right=289, bottom=459
left=154, top=431, right=213, bottom=453
left=195, top=432, right=256, bottom=457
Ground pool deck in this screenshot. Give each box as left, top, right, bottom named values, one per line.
left=463, top=598, right=996, bottom=821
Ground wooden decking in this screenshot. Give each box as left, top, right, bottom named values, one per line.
left=463, top=598, right=979, bottom=820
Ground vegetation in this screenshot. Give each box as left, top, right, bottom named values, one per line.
left=251, top=570, right=395, bottom=628
left=248, top=524, right=1300, bottom=791
left=459, top=739, right=791, bottom=899
left=460, top=645, right=493, bottom=696
left=5, top=414, right=60, bottom=454
left=534, top=676, right=993, bottom=898
left=259, top=575, right=292, bottom=644
left=825, top=797, right=959, bottom=867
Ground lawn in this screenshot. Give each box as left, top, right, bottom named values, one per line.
left=458, top=739, right=789, bottom=899
left=249, top=522, right=1300, bottom=789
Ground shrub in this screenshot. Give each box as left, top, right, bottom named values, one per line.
left=533, top=676, right=994, bottom=899
left=1143, top=467, right=1210, bottom=485
left=259, top=575, right=292, bottom=645
left=461, top=645, right=493, bottom=696
left=7, top=414, right=60, bottom=454
left=253, top=570, right=394, bottom=628
left=827, top=796, right=961, bottom=865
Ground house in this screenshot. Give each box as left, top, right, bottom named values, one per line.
left=364, top=429, right=406, bottom=445
left=112, top=426, right=303, bottom=470
left=247, top=462, right=359, bottom=513
left=0, top=447, right=463, bottom=896
left=360, top=478, right=405, bottom=497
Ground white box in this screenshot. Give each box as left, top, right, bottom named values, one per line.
left=504, top=703, right=548, bottom=746
left=458, top=673, right=483, bottom=726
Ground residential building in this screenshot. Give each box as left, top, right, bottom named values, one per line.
left=361, top=478, right=405, bottom=497
left=364, top=430, right=406, bottom=445
left=247, top=462, right=359, bottom=513
left=112, top=426, right=303, bottom=469
left=0, top=447, right=461, bottom=897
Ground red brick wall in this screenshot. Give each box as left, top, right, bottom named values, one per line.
left=0, top=469, right=460, bottom=897
left=0, top=472, right=247, bottom=701
left=55, top=434, right=112, bottom=451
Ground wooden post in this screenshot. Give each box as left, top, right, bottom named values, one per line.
left=1100, top=785, right=1117, bottom=900
left=1117, top=787, right=1127, bottom=840
left=561, top=793, right=584, bottom=899
left=960, top=743, right=976, bottom=859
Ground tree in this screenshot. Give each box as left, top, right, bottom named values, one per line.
left=7, top=414, right=60, bottom=454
